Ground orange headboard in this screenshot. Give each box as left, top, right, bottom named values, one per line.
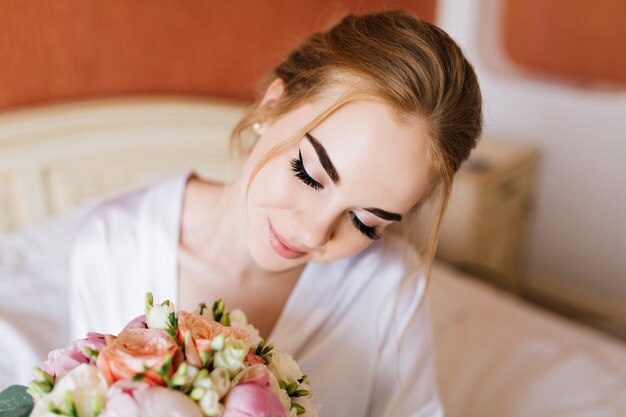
left=503, top=0, right=626, bottom=87
left=0, top=1, right=436, bottom=111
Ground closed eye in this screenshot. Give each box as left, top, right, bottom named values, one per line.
left=290, top=147, right=381, bottom=241
left=350, top=212, right=381, bottom=240
left=290, top=149, right=323, bottom=191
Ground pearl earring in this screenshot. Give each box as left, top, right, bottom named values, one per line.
left=253, top=121, right=262, bottom=134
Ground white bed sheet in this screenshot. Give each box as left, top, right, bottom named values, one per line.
left=1, top=208, right=626, bottom=416
left=429, top=261, right=626, bottom=417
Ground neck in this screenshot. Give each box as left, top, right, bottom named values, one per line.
left=180, top=174, right=266, bottom=282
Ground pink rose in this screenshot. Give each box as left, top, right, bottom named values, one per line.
left=234, top=364, right=271, bottom=388
left=223, top=383, right=286, bottom=417
left=245, top=350, right=265, bottom=367
left=42, top=332, right=109, bottom=380
left=177, top=311, right=247, bottom=367
left=96, top=328, right=181, bottom=386
left=100, top=380, right=203, bottom=417
left=122, top=314, right=148, bottom=331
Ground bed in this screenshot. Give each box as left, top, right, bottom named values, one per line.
left=1, top=98, right=625, bottom=416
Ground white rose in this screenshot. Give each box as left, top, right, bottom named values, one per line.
left=213, top=338, right=248, bottom=377
left=147, top=301, right=176, bottom=330
left=268, top=351, right=304, bottom=384
left=267, top=370, right=292, bottom=415
left=31, top=365, right=108, bottom=417
left=229, top=309, right=262, bottom=346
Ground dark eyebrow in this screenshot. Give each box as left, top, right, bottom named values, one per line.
left=305, top=132, right=402, bottom=222
left=305, top=132, right=340, bottom=183
left=364, top=208, right=402, bottom=222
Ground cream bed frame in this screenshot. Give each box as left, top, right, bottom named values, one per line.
left=0, top=97, right=247, bottom=232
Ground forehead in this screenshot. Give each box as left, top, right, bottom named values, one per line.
left=307, top=100, right=433, bottom=213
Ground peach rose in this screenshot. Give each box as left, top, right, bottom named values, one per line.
left=177, top=311, right=247, bottom=367
left=96, top=328, right=181, bottom=386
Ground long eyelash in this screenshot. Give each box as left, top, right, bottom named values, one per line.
left=350, top=212, right=381, bottom=240
left=290, top=150, right=323, bottom=191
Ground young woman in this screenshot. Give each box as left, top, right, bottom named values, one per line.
left=70, top=9, right=482, bottom=417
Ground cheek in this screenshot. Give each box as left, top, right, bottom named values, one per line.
left=246, top=156, right=305, bottom=212
left=317, top=220, right=374, bottom=262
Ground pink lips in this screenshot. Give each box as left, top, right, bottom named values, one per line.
left=268, top=222, right=307, bottom=259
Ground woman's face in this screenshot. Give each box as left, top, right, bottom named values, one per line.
left=241, top=92, right=433, bottom=272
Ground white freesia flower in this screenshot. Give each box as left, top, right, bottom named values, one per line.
left=194, top=375, right=216, bottom=391
left=210, top=333, right=225, bottom=351
left=213, top=338, right=248, bottom=377
left=199, top=390, right=223, bottom=416
left=268, top=351, right=304, bottom=384
left=209, top=367, right=230, bottom=399
left=229, top=308, right=262, bottom=345
left=146, top=301, right=176, bottom=330
left=31, top=364, right=107, bottom=417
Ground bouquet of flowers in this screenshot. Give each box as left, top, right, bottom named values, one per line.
left=0, top=293, right=320, bottom=417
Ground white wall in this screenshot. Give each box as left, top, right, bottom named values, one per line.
left=437, top=0, right=626, bottom=310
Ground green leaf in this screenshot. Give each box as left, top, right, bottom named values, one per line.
left=198, top=302, right=208, bottom=316
left=27, top=381, right=51, bottom=399
left=286, top=381, right=298, bottom=395
left=145, top=292, right=154, bottom=316
left=168, top=312, right=178, bottom=330
left=294, top=389, right=310, bottom=397
left=64, top=393, right=78, bottom=417
left=0, top=385, right=34, bottom=417
left=291, top=402, right=306, bottom=415
left=212, top=299, right=225, bottom=323
left=81, top=347, right=99, bottom=362
left=160, top=355, right=173, bottom=375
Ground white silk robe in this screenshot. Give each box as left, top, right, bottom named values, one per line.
left=69, top=171, right=444, bottom=417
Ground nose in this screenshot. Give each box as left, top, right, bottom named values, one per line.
left=291, top=209, right=338, bottom=249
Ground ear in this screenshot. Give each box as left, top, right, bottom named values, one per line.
left=259, top=78, right=285, bottom=109
left=254, top=78, right=285, bottom=135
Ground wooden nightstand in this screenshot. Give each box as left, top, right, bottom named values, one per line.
left=436, top=137, right=541, bottom=293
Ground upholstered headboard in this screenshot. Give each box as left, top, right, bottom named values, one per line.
left=0, top=97, right=247, bottom=232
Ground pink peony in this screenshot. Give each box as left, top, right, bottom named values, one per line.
left=42, top=332, right=109, bottom=380
left=223, top=383, right=286, bottom=417
left=96, top=328, right=181, bottom=386
left=100, top=380, right=203, bottom=417
left=122, top=314, right=148, bottom=331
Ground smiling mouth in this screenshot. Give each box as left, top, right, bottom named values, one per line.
left=268, top=221, right=307, bottom=259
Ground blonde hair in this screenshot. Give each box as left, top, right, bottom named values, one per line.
left=230, top=9, right=482, bottom=343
